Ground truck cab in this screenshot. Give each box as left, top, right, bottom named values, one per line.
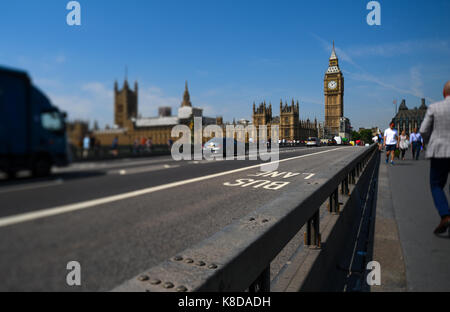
left=0, top=66, right=70, bottom=178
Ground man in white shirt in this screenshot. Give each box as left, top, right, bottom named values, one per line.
left=383, top=122, right=399, bottom=165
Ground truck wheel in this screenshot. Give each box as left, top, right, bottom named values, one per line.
left=32, top=157, right=51, bottom=177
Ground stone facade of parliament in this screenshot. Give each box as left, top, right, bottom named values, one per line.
left=84, top=80, right=218, bottom=147
left=252, top=100, right=319, bottom=142
left=392, top=98, right=428, bottom=134
left=69, top=80, right=321, bottom=148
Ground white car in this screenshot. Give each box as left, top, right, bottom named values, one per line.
left=306, top=137, right=320, bottom=147
left=202, top=137, right=238, bottom=156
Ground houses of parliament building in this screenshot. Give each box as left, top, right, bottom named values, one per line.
left=252, top=100, right=319, bottom=142
left=66, top=79, right=219, bottom=148
left=68, top=43, right=345, bottom=148
left=251, top=42, right=346, bottom=141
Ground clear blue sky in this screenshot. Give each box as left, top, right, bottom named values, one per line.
left=1, top=0, right=449, bottom=130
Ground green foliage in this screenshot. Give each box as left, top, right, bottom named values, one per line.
left=351, top=129, right=373, bottom=143
left=359, top=129, right=373, bottom=143
left=351, top=131, right=361, bottom=141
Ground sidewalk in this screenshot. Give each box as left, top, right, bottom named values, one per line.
left=372, top=150, right=450, bottom=291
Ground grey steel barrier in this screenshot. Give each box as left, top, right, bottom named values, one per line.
left=114, top=144, right=378, bottom=292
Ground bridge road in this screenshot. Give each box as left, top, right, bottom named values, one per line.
left=0, top=146, right=364, bottom=291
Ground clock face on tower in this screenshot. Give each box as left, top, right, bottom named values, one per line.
left=328, top=80, right=337, bottom=90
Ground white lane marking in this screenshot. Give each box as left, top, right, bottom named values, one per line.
left=303, top=173, right=315, bottom=180
left=0, top=147, right=351, bottom=228
left=0, top=179, right=64, bottom=194
left=110, top=164, right=180, bottom=176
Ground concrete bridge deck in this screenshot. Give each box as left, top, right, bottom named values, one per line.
left=372, top=151, right=450, bottom=291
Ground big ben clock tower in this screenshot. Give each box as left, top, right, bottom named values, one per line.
left=324, top=41, right=344, bottom=137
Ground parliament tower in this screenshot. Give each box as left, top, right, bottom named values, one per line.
left=114, top=79, right=138, bottom=128
left=324, top=41, right=344, bottom=137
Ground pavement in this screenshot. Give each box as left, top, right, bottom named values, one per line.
left=0, top=145, right=366, bottom=291
left=372, top=149, right=450, bottom=292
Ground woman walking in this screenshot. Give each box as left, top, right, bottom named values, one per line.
left=399, top=130, right=409, bottom=160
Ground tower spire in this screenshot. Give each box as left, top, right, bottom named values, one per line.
left=123, top=66, right=129, bottom=89
left=181, top=80, right=192, bottom=107
left=330, top=41, right=337, bottom=60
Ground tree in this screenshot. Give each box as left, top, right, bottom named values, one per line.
left=360, top=129, right=373, bottom=144
left=351, top=131, right=361, bottom=141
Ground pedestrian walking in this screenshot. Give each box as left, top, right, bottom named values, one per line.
left=410, top=128, right=424, bottom=160
left=372, top=134, right=379, bottom=145
left=383, top=122, right=399, bottom=165
left=378, top=131, right=384, bottom=151
left=146, top=137, right=153, bottom=153
left=140, top=136, right=147, bottom=154
left=133, top=138, right=139, bottom=155
left=83, top=135, right=90, bottom=159
left=419, top=81, right=450, bottom=235
left=399, top=130, right=409, bottom=160
left=111, top=136, right=119, bottom=157
left=90, top=135, right=98, bottom=158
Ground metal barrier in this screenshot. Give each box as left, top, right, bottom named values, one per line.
left=70, top=145, right=171, bottom=162
left=114, top=145, right=378, bottom=292
left=70, top=143, right=316, bottom=162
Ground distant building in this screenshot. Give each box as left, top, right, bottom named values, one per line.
left=392, top=98, right=428, bottom=134
left=238, top=119, right=250, bottom=126
left=339, top=117, right=352, bottom=139
left=158, top=107, right=172, bottom=117
left=252, top=100, right=319, bottom=142
left=66, top=120, right=89, bottom=148
left=114, top=80, right=138, bottom=129
left=92, top=80, right=220, bottom=146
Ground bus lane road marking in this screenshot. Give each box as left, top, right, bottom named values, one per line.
left=223, top=171, right=315, bottom=191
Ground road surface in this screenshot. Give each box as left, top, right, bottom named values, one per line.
left=0, top=146, right=364, bottom=291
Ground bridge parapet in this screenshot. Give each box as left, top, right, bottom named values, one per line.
left=114, top=145, right=378, bottom=292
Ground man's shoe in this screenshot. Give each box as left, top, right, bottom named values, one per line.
left=391, top=161, right=395, bottom=165
left=386, top=158, right=389, bottom=164
left=434, top=216, right=450, bottom=234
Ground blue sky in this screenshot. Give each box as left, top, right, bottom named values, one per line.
left=1, top=0, right=449, bottom=130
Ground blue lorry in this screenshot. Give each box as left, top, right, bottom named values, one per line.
left=0, top=66, right=70, bottom=178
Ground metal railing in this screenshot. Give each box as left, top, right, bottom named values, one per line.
left=114, top=144, right=378, bottom=292
left=70, top=142, right=333, bottom=162
left=69, top=144, right=172, bottom=162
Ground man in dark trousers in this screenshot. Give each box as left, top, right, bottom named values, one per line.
left=410, top=128, right=423, bottom=160
left=420, top=81, right=450, bottom=235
